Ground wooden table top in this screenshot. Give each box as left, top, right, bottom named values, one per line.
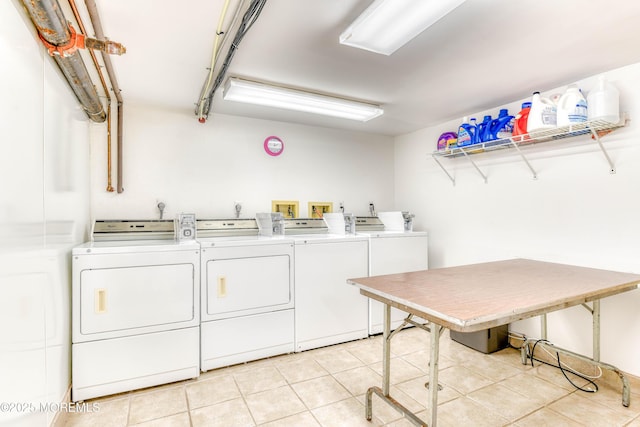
left=348, top=259, right=640, bottom=332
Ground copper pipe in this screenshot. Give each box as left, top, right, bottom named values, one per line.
left=68, top=0, right=114, bottom=192
left=106, top=102, right=114, bottom=192
left=117, top=101, right=123, bottom=193
left=85, top=0, right=124, bottom=193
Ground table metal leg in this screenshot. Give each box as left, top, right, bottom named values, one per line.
left=593, top=300, right=600, bottom=362
left=383, top=303, right=391, bottom=395
left=365, top=303, right=429, bottom=426
left=428, top=322, right=440, bottom=427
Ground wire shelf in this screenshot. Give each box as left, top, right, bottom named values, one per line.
left=433, top=118, right=626, bottom=159
left=431, top=115, right=628, bottom=185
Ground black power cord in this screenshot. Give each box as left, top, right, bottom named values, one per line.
left=525, top=338, right=598, bottom=394
left=556, top=352, right=598, bottom=394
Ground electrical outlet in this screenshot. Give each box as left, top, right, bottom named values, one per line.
left=308, top=202, right=333, bottom=219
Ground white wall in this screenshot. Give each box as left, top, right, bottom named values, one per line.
left=0, top=2, right=91, bottom=426
left=90, top=107, right=395, bottom=220
left=395, top=62, right=640, bottom=376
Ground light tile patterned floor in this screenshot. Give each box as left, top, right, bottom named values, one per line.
left=60, top=328, right=640, bottom=426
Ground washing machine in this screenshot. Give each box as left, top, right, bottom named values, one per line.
left=71, top=220, right=200, bottom=401
left=197, top=218, right=295, bottom=371
left=286, top=217, right=369, bottom=352
left=357, top=212, right=429, bottom=335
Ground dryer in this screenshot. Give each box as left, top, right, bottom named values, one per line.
left=71, top=220, right=200, bottom=401
left=197, top=219, right=295, bottom=371
left=285, top=218, right=369, bottom=352
left=357, top=213, right=429, bottom=335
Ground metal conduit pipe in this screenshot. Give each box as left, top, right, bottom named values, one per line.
left=196, top=0, right=266, bottom=122
left=68, top=0, right=114, bottom=192
left=20, top=0, right=106, bottom=122
left=85, top=0, right=125, bottom=193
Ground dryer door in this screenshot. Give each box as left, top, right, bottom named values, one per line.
left=80, top=264, right=194, bottom=333
left=72, top=249, right=199, bottom=343
left=202, top=243, right=293, bottom=320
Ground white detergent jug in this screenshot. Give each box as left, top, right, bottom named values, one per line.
left=587, top=75, right=619, bottom=124
left=527, top=92, right=557, bottom=133
left=557, top=84, right=587, bottom=127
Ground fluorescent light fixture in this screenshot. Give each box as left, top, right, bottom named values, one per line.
left=223, top=78, right=383, bottom=122
left=340, top=0, right=467, bottom=55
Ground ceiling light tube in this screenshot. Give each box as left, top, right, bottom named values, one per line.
left=223, top=78, right=383, bottom=122
left=340, top=0, right=467, bottom=55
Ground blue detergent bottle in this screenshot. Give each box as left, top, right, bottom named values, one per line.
left=457, top=116, right=477, bottom=147
left=489, top=109, right=514, bottom=141
left=476, top=115, right=492, bottom=143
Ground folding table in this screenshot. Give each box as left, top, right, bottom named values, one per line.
left=347, top=259, right=640, bottom=426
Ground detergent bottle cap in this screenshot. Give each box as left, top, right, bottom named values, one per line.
left=498, top=108, right=509, bottom=117
left=483, top=115, right=492, bottom=121
left=521, top=102, right=532, bottom=109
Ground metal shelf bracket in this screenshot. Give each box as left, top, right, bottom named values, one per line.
left=508, top=139, right=538, bottom=179
left=460, top=148, right=488, bottom=183
left=431, top=154, right=456, bottom=185
left=589, top=126, right=616, bottom=174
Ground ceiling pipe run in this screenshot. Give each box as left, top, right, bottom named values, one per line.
left=85, top=0, right=126, bottom=193
left=19, top=0, right=113, bottom=122
left=68, top=0, right=114, bottom=192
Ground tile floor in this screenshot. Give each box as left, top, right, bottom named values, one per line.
left=60, top=328, right=640, bottom=426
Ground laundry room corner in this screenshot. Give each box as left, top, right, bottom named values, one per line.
left=393, top=61, right=640, bottom=378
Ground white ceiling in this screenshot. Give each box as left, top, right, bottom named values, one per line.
left=94, top=0, right=640, bottom=136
